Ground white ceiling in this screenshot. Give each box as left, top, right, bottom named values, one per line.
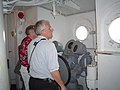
left=40, top=0, right=95, bottom=16
left=3, top=0, right=95, bottom=16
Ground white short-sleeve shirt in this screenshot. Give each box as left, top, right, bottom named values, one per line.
left=28, top=36, right=59, bottom=80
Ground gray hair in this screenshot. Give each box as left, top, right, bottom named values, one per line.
left=25, top=25, right=35, bottom=35
left=35, top=20, right=49, bottom=35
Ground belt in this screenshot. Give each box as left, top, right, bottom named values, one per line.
left=30, top=77, right=54, bottom=83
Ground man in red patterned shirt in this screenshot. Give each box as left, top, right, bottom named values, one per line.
left=20, top=25, right=37, bottom=90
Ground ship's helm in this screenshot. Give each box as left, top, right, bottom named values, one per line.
left=53, top=40, right=92, bottom=90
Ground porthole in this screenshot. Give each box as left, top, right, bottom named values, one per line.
left=108, top=17, right=120, bottom=43
left=75, top=26, right=88, bottom=41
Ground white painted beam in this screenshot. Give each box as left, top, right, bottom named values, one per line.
left=0, top=0, right=10, bottom=90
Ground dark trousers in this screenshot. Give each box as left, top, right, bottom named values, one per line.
left=29, top=77, right=59, bottom=90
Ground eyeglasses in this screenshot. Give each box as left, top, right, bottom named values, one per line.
left=50, top=27, right=54, bottom=31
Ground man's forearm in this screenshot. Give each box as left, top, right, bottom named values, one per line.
left=51, top=70, right=66, bottom=89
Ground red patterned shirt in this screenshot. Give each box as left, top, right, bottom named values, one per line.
left=19, top=36, right=32, bottom=67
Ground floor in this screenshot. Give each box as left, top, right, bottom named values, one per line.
left=10, top=85, right=17, bottom=90
left=10, top=84, right=25, bottom=90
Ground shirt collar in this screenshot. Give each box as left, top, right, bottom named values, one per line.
left=37, top=35, right=48, bottom=40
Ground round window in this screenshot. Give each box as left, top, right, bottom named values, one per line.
left=75, top=26, right=88, bottom=41
left=108, top=17, right=120, bottom=43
